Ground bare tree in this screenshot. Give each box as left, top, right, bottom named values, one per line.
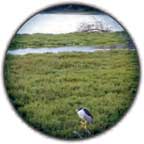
left=77, top=19, right=112, bottom=33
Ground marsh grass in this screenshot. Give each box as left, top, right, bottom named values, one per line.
left=4, top=49, right=139, bottom=139
left=9, top=32, right=128, bottom=49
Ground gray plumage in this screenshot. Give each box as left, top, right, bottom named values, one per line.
left=76, top=108, right=93, bottom=124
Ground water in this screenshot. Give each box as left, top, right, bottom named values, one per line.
left=18, top=13, right=123, bottom=34
left=7, top=46, right=111, bottom=55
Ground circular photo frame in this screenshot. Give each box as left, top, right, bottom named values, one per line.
left=3, top=3, right=140, bottom=140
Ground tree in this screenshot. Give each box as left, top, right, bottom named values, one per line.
left=77, top=19, right=112, bottom=33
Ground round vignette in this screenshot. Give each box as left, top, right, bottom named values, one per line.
left=2, top=2, right=141, bottom=141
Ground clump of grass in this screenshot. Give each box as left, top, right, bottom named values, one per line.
left=4, top=49, right=139, bottom=139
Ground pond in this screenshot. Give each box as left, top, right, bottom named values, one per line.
left=7, top=46, right=113, bottom=55
left=18, top=13, right=123, bottom=34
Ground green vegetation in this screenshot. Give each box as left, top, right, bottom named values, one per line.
left=9, top=32, right=128, bottom=49
left=4, top=50, right=139, bottom=139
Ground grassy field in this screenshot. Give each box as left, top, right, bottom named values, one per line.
left=4, top=49, right=139, bottom=139
left=9, top=32, right=129, bottom=49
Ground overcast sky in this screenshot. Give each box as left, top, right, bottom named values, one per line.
left=18, top=13, right=124, bottom=34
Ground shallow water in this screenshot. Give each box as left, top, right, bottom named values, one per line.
left=18, top=13, right=123, bottom=34
left=7, top=46, right=111, bottom=55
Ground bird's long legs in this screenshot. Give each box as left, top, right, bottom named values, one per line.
left=80, top=120, right=87, bottom=129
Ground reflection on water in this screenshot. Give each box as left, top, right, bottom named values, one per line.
left=7, top=46, right=111, bottom=55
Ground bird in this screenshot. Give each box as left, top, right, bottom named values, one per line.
left=76, top=107, right=93, bottom=129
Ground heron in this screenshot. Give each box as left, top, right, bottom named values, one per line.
left=76, top=107, right=93, bottom=129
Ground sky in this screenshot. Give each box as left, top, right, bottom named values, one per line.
left=17, top=13, right=124, bottom=34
